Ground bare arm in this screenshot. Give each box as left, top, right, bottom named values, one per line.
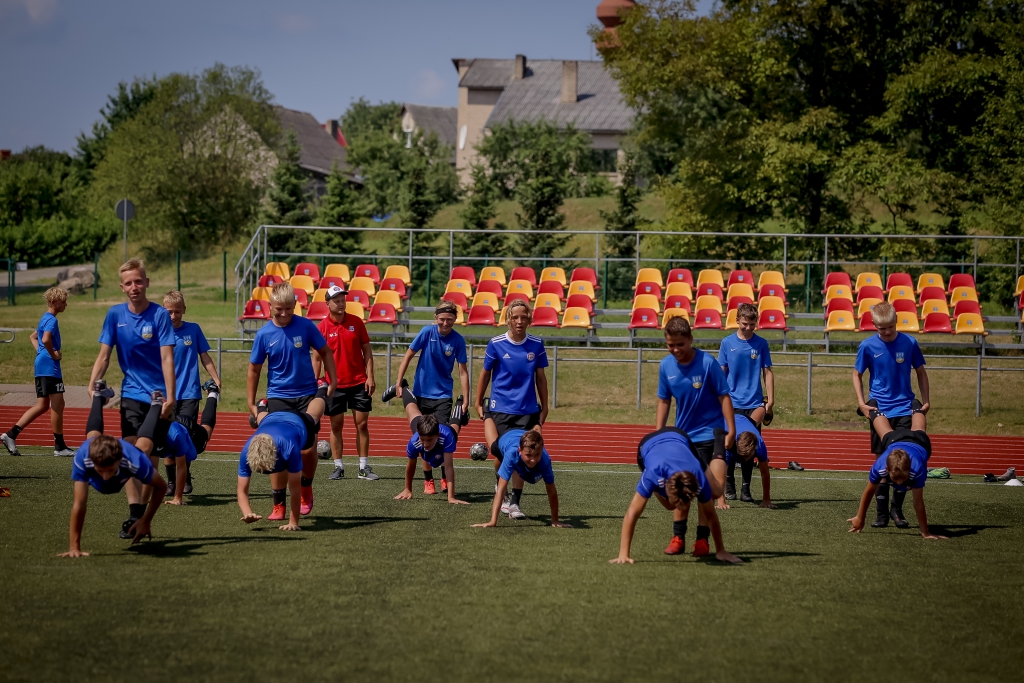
left=281, top=472, right=302, bottom=530
left=473, top=477, right=508, bottom=527
left=458, top=362, right=470, bottom=404
left=720, top=394, right=735, bottom=450
left=41, top=330, right=60, bottom=360
left=535, top=368, right=549, bottom=426
left=610, top=493, right=648, bottom=564
left=127, top=473, right=167, bottom=544
left=247, top=363, right=263, bottom=415
left=160, top=345, right=177, bottom=410
left=764, top=367, right=775, bottom=411
left=361, top=341, right=374, bottom=396
left=237, top=476, right=260, bottom=522
left=474, top=368, right=492, bottom=419
left=30, top=330, right=39, bottom=352
left=913, top=488, right=946, bottom=539
left=199, top=352, right=221, bottom=388
left=394, top=458, right=416, bottom=499
left=88, top=344, right=113, bottom=397
left=546, top=482, right=568, bottom=527
left=443, top=452, right=467, bottom=504
left=394, top=349, right=416, bottom=397
left=655, top=398, right=671, bottom=429
left=848, top=481, right=878, bottom=532
left=58, top=482, right=90, bottom=558
left=852, top=370, right=870, bottom=413
left=758, top=462, right=775, bottom=508
left=166, top=455, right=188, bottom=505
left=915, top=366, right=930, bottom=413
left=702, top=500, right=742, bottom=563
left=317, top=346, right=338, bottom=396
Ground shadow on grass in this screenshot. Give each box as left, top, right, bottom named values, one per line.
left=754, top=498, right=855, bottom=511
left=0, top=475, right=51, bottom=480
left=124, top=534, right=304, bottom=558
left=919, top=524, right=1007, bottom=538
left=183, top=493, right=246, bottom=507
left=452, top=491, right=500, bottom=504
left=700, top=550, right=821, bottom=564
left=304, top=515, right=428, bottom=532
left=531, top=514, right=622, bottom=529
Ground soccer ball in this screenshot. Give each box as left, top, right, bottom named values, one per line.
left=316, top=439, right=332, bottom=460
left=469, top=442, right=489, bottom=461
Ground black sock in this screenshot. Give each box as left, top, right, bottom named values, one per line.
left=673, top=519, right=688, bottom=539
left=201, top=396, right=218, bottom=429
left=424, top=469, right=433, bottom=481
left=511, top=488, right=523, bottom=506
left=7, top=425, right=22, bottom=439
left=401, top=389, right=417, bottom=408
left=740, top=459, right=754, bottom=487
left=154, top=418, right=171, bottom=452
left=137, top=403, right=162, bottom=443
left=129, top=503, right=146, bottom=519
left=54, top=433, right=67, bottom=450
left=165, top=463, right=177, bottom=487
left=726, top=459, right=736, bottom=487
left=301, top=476, right=313, bottom=487
left=875, top=482, right=890, bottom=517
left=86, top=394, right=105, bottom=435
left=272, top=488, right=286, bottom=505
left=696, top=525, right=711, bottom=541
left=891, top=489, right=907, bottom=513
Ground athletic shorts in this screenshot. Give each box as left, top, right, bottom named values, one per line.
left=691, top=429, right=728, bottom=470
left=35, top=376, right=64, bottom=398
left=120, top=398, right=151, bottom=439
left=484, top=410, right=540, bottom=437
left=325, top=384, right=372, bottom=416
left=881, top=428, right=932, bottom=458
left=268, top=395, right=314, bottom=414
left=867, top=399, right=923, bottom=454
left=176, top=399, right=200, bottom=423
left=417, top=396, right=452, bottom=425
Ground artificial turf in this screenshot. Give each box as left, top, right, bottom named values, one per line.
left=2, top=452, right=1022, bottom=682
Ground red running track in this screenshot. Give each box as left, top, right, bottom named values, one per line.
left=1, top=407, right=1020, bottom=475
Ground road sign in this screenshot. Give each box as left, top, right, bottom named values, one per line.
left=115, top=199, right=135, bottom=261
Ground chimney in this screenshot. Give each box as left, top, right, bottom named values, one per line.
left=0, top=150, right=11, bottom=162
left=561, top=61, right=578, bottom=104
left=322, top=119, right=347, bottom=147
left=514, top=54, right=526, bottom=80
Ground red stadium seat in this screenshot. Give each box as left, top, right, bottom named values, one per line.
left=857, top=311, right=877, bottom=332
left=380, top=277, right=408, bottom=298
left=823, top=271, right=852, bottom=292
left=467, top=305, right=496, bottom=326
left=571, top=267, right=599, bottom=289
left=856, top=285, right=884, bottom=303
left=892, top=299, right=916, bottom=315
left=294, top=262, right=321, bottom=284
left=918, top=286, right=945, bottom=306
left=629, top=308, right=660, bottom=330
left=947, top=273, right=975, bottom=293
left=347, top=290, right=371, bottom=308
left=368, top=303, right=398, bottom=324
left=293, top=289, right=309, bottom=307
left=240, top=299, right=270, bottom=320
left=885, top=272, right=912, bottom=292
left=921, top=312, right=952, bottom=334
left=510, top=267, right=538, bottom=287
left=824, top=298, right=854, bottom=318
left=727, top=270, right=754, bottom=288
left=354, top=264, right=381, bottom=285
left=667, top=268, right=694, bottom=287
left=757, top=310, right=787, bottom=331
left=664, top=295, right=692, bottom=314
left=532, top=306, right=560, bottom=327
left=634, top=282, right=663, bottom=300
left=258, top=274, right=283, bottom=287
left=727, top=296, right=753, bottom=311
left=440, top=291, right=469, bottom=310
left=537, top=280, right=565, bottom=301
left=693, top=309, right=723, bottom=329
left=320, top=276, right=345, bottom=290
left=952, top=299, right=981, bottom=318
left=450, top=266, right=477, bottom=287
left=477, top=280, right=503, bottom=297
left=566, top=293, right=594, bottom=314
left=758, top=284, right=788, bottom=303
left=306, top=302, right=329, bottom=322
left=696, top=282, right=724, bottom=301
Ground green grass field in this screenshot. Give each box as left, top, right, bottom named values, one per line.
left=2, top=452, right=1022, bottom=682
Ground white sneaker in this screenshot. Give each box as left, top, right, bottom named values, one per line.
left=500, top=494, right=511, bottom=514
left=1, top=433, right=20, bottom=456
left=507, top=503, right=526, bottom=520
left=53, top=447, right=75, bottom=457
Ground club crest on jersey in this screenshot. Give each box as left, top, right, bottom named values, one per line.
left=750, top=350, right=758, bottom=360
left=141, top=324, right=153, bottom=340
left=691, top=375, right=703, bottom=389
left=183, top=335, right=193, bottom=347
left=896, top=351, right=905, bottom=364
left=527, top=352, right=535, bottom=361
left=293, top=336, right=303, bottom=348
left=444, top=344, right=453, bottom=357
left=349, top=326, right=355, bottom=332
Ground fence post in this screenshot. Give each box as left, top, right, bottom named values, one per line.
left=823, top=236, right=829, bottom=283
left=217, top=337, right=222, bottom=379
left=425, top=257, right=432, bottom=306
left=636, top=347, right=643, bottom=410
left=468, top=344, right=473, bottom=395
left=976, top=354, right=982, bottom=418
left=449, top=231, right=454, bottom=276
left=551, top=345, right=558, bottom=408
left=602, top=259, right=609, bottom=309
left=594, top=233, right=600, bottom=270
left=93, top=252, right=99, bottom=300
left=176, top=250, right=181, bottom=291
left=783, top=235, right=788, bottom=276
left=635, top=233, right=640, bottom=273
left=386, top=341, right=393, bottom=390
left=806, top=352, right=813, bottom=415
left=408, top=230, right=413, bottom=274
left=973, top=238, right=979, bottom=281
left=223, top=251, right=227, bottom=302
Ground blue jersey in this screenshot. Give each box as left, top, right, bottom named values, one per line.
left=159, top=421, right=198, bottom=463
left=855, top=333, right=925, bottom=417
left=249, top=316, right=327, bottom=399
left=71, top=438, right=154, bottom=494
left=657, top=349, right=729, bottom=442
left=717, top=332, right=771, bottom=409
left=636, top=429, right=713, bottom=503
left=483, top=333, right=548, bottom=415
left=869, top=440, right=930, bottom=492
left=238, top=412, right=306, bottom=477
left=98, top=302, right=176, bottom=402
left=731, top=414, right=769, bottom=463
left=406, top=423, right=458, bottom=468
left=497, top=429, right=555, bottom=485
left=410, top=325, right=467, bottom=399
left=34, top=311, right=62, bottom=378
left=171, top=322, right=211, bottom=400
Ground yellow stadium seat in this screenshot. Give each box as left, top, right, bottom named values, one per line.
left=383, top=265, right=412, bottom=286
left=824, top=284, right=853, bottom=304
left=726, top=283, right=754, bottom=302
left=857, top=298, right=883, bottom=316
left=696, top=269, right=725, bottom=288
left=757, top=270, right=787, bottom=292
left=539, top=267, right=567, bottom=286
left=471, top=292, right=500, bottom=312
left=534, top=293, right=562, bottom=312
left=757, top=296, right=787, bottom=314
left=293, top=303, right=305, bottom=318
left=950, top=286, right=979, bottom=303
left=561, top=307, right=593, bottom=329
left=506, top=279, right=535, bottom=300
left=916, top=272, right=945, bottom=293
left=445, top=279, right=473, bottom=296
left=724, top=309, right=739, bottom=330
left=497, top=306, right=508, bottom=326
left=954, top=313, right=987, bottom=335
left=373, top=290, right=403, bottom=313
left=887, top=286, right=915, bottom=304
left=312, top=289, right=328, bottom=303
left=633, top=294, right=661, bottom=313
left=345, top=301, right=365, bottom=320
left=825, top=310, right=856, bottom=332
left=895, top=314, right=920, bottom=333
left=919, top=299, right=950, bottom=319
left=664, top=281, right=693, bottom=301
left=454, top=305, right=465, bottom=325
left=662, top=308, right=690, bottom=327
left=1015, top=275, right=1024, bottom=296
left=567, top=280, right=597, bottom=302
left=290, top=275, right=316, bottom=297
left=695, top=295, right=723, bottom=314
left=265, top=262, right=290, bottom=280
left=323, top=263, right=351, bottom=282
left=251, top=287, right=272, bottom=302
left=479, top=267, right=507, bottom=285
left=635, top=268, right=664, bottom=287
left=350, top=276, right=376, bottom=296
left=854, top=272, right=883, bottom=292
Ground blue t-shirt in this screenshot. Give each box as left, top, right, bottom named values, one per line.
left=730, top=414, right=769, bottom=464
left=238, top=412, right=306, bottom=477
left=34, top=312, right=62, bottom=378
left=483, top=333, right=548, bottom=415
left=657, top=349, right=729, bottom=442
left=158, top=421, right=198, bottom=463
left=406, top=423, right=459, bottom=468
left=71, top=437, right=154, bottom=494
left=869, top=441, right=930, bottom=492
left=171, top=322, right=211, bottom=400
left=636, top=429, right=713, bottom=503
left=855, top=333, right=925, bottom=417
left=98, top=302, right=176, bottom=402
left=249, top=317, right=327, bottom=399
left=717, top=332, right=772, bottom=409
left=496, top=429, right=556, bottom=485
left=410, top=325, right=467, bottom=399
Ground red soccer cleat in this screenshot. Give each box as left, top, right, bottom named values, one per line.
left=440, top=478, right=448, bottom=493
left=424, top=479, right=437, bottom=495
left=300, top=486, right=314, bottom=515
left=663, top=536, right=686, bottom=555
left=268, top=503, right=286, bottom=521
left=692, top=538, right=710, bottom=557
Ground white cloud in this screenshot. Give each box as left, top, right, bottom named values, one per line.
left=0, top=0, right=57, bottom=23
left=276, top=13, right=313, bottom=34
left=413, top=69, right=446, bottom=101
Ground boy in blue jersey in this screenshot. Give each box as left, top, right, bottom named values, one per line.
left=3, top=287, right=74, bottom=457
left=88, top=259, right=177, bottom=533
left=848, top=411, right=947, bottom=539
left=717, top=303, right=774, bottom=500
left=610, top=428, right=742, bottom=564
left=247, top=282, right=336, bottom=515
left=473, top=430, right=570, bottom=527
left=237, top=386, right=327, bottom=531
left=393, top=389, right=468, bottom=504
left=729, top=414, right=775, bottom=508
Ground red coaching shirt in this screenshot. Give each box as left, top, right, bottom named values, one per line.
left=318, top=313, right=370, bottom=388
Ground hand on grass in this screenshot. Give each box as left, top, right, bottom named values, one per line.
left=551, top=521, right=572, bottom=528
left=57, top=549, right=89, bottom=558
left=609, top=556, right=634, bottom=564
left=241, top=513, right=262, bottom=524
left=278, top=524, right=301, bottom=531
left=716, top=550, right=743, bottom=564
left=128, top=519, right=151, bottom=544
left=847, top=516, right=864, bottom=533
left=393, top=489, right=413, bottom=500
left=716, top=498, right=731, bottom=510
left=922, top=533, right=948, bottom=540
left=471, top=521, right=496, bottom=528
left=165, top=497, right=186, bottom=506
left=447, top=498, right=470, bottom=505
left=760, top=500, right=777, bottom=509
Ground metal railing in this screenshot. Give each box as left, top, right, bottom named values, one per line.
left=0, top=329, right=14, bottom=343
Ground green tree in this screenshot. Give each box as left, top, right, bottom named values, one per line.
left=600, top=154, right=649, bottom=298
left=513, top=146, right=571, bottom=260
left=340, top=98, right=402, bottom=145
left=309, top=164, right=365, bottom=256
left=75, top=77, right=159, bottom=180
left=454, top=163, right=508, bottom=261
left=475, top=120, right=593, bottom=199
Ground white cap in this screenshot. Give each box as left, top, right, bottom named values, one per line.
left=325, top=284, right=347, bottom=299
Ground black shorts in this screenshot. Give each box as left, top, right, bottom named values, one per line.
left=35, top=376, right=64, bottom=398
left=484, top=410, right=540, bottom=437
left=120, top=398, right=151, bottom=439
left=176, top=399, right=200, bottom=423
left=881, top=429, right=932, bottom=458
left=691, top=429, right=728, bottom=470
left=268, top=395, right=314, bottom=414
left=417, top=396, right=452, bottom=425
left=867, top=399, right=923, bottom=454
left=325, top=384, right=372, bottom=416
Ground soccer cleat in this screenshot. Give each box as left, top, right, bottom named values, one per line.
left=184, top=467, right=193, bottom=495
left=983, top=473, right=999, bottom=483
left=440, top=478, right=448, bottom=493
left=300, top=486, right=314, bottom=515
left=358, top=467, right=379, bottom=481
left=890, top=507, right=909, bottom=529
left=381, top=378, right=409, bottom=404
left=249, top=399, right=268, bottom=429
left=997, top=467, right=1017, bottom=482
left=788, top=461, right=805, bottom=471
left=166, top=481, right=176, bottom=498
left=53, top=447, right=75, bottom=457
left=119, top=517, right=139, bottom=539
left=424, top=479, right=437, bottom=495
left=268, top=503, right=287, bottom=521
left=762, top=410, right=774, bottom=426
left=724, top=481, right=737, bottom=500
left=150, top=390, right=165, bottom=405
left=871, top=513, right=890, bottom=528
left=201, top=378, right=219, bottom=394
left=93, top=379, right=115, bottom=404
left=664, top=535, right=686, bottom=555
left=691, top=538, right=710, bottom=557
left=740, top=484, right=754, bottom=504
left=450, top=395, right=464, bottom=425
left=1, top=433, right=21, bottom=456
left=500, top=494, right=511, bottom=514
left=249, top=413, right=259, bottom=430
left=329, top=466, right=345, bottom=480
left=507, top=503, right=526, bottom=520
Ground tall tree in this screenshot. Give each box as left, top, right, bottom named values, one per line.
left=75, top=77, right=159, bottom=180
left=340, top=98, right=402, bottom=145
left=600, top=154, right=649, bottom=298
left=310, top=163, right=365, bottom=256
left=513, top=146, right=571, bottom=260
left=454, top=163, right=508, bottom=261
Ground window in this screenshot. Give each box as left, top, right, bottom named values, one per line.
left=590, top=148, right=618, bottom=173
left=459, top=125, right=468, bottom=151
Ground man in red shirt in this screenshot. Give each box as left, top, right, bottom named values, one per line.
left=313, top=285, right=377, bottom=481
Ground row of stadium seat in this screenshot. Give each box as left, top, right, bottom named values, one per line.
left=264, top=261, right=411, bottom=288
left=825, top=270, right=975, bottom=295
left=250, top=286, right=406, bottom=312
left=448, top=266, right=598, bottom=289
left=824, top=310, right=987, bottom=335
left=259, top=272, right=409, bottom=299
left=444, top=278, right=599, bottom=304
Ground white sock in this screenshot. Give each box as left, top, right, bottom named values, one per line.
left=333, top=458, right=343, bottom=468
left=359, top=457, right=368, bottom=470
left=207, top=391, right=220, bottom=401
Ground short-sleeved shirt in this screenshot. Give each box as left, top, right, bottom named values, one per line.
left=159, top=421, right=198, bottom=463
left=636, top=428, right=713, bottom=503
left=406, top=423, right=458, bottom=468
left=71, top=437, right=154, bottom=494
left=483, top=333, right=548, bottom=415
left=410, top=325, right=467, bottom=399
left=496, top=428, right=555, bottom=485
left=855, top=333, right=925, bottom=417
left=171, top=321, right=211, bottom=400
left=731, top=414, right=769, bottom=463
left=657, top=349, right=729, bottom=442
left=34, top=311, right=61, bottom=378
left=717, top=332, right=772, bottom=409
left=318, top=314, right=370, bottom=389
left=250, top=316, right=326, bottom=399
left=238, top=412, right=306, bottom=477
left=98, top=302, right=176, bottom=402
left=869, top=429, right=931, bottom=492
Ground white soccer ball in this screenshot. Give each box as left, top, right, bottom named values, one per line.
left=316, top=439, right=332, bottom=460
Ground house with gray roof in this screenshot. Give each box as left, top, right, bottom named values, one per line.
left=400, top=104, right=458, bottom=165
left=274, top=106, right=355, bottom=195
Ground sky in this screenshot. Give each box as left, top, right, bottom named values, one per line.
left=0, top=0, right=703, bottom=154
